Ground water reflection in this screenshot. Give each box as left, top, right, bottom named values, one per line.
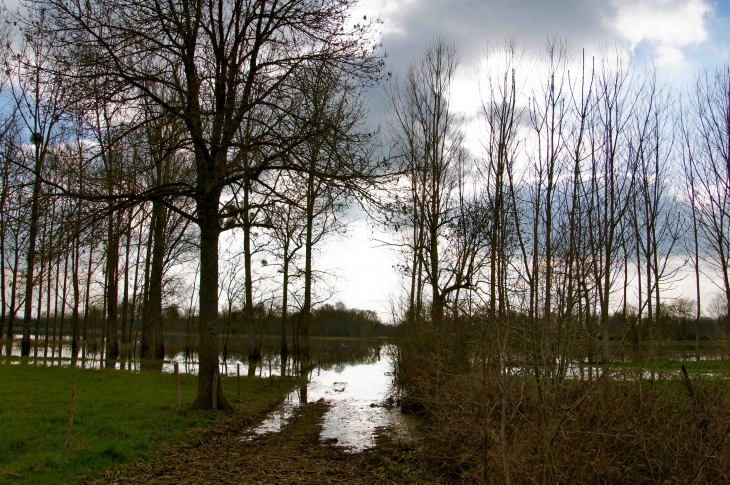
left=3, top=335, right=406, bottom=452
left=245, top=344, right=411, bottom=453
left=2, top=334, right=387, bottom=377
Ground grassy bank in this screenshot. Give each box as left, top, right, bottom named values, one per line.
left=0, top=363, right=297, bottom=484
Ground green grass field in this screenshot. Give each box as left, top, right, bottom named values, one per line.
left=0, top=362, right=297, bottom=484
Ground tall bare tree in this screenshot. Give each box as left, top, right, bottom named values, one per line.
left=387, top=37, right=468, bottom=327
left=31, top=0, right=382, bottom=408
left=685, top=62, right=730, bottom=331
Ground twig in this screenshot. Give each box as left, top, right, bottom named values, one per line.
left=689, top=424, right=730, bottom=485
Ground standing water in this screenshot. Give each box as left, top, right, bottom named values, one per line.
left=245, top=343, right=412, bottom=452
left=4, top=335, right=413, bottom=449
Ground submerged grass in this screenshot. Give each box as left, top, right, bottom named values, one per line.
left=608, top=359, right=730, bottom=375
left=0, top=362, right=297, bottom=484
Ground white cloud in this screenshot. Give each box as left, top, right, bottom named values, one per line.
left=655, top=45, right=685, bottom=66
left=609, top=0, right=711, bottom=66
left=350, top=0, right=419, bottom=38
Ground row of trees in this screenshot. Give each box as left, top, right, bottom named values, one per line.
left=2, top=0, right=389, bottom=409
left=389, top=37, right=730, bottom=483
left=389, top=37, right=730, bottom=353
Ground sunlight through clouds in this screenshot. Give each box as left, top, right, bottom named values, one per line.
left=609, top=0, right=712, bottom=66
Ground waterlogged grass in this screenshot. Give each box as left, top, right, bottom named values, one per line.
left=0, top=362, right=297, bottom=484
left=607, top=358, right=730, bottom=376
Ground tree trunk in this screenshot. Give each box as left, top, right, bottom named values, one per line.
left=6, top=231, right=20, bottom=342
left=52, top=245, right=61, bottom=355
left=242, top=178, right=260, bottom=373
left=301, top=171, right=316, bottom=374
left=0, top=154, right=8, bottom=339
left=44, top=211, right=55, bottom=358
left=121, top=210, right=132, bottom=345
left=33, top=209, right=47, bottom=357
left=21, top=144, right=44, bottom=356
left=71, top=208, right=81, bottom=358
left=280, top=251, right=289, bottom=362
left=150, top=201, right=167, bottom=360
left=191, top=188, right=229, bottom=410
left=105, top=210, right=120, bottom=362
left=130, top=218, right=144, bottom=352
left=58, top=244, right=70, bottom=359
left=140, top=207, right=155, bottom=359
left=81, top=226, right=95, bottom=359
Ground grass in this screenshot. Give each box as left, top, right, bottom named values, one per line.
left=606, top=358, right=730, bottom=375
left=0, top=362, right=298, bottom=484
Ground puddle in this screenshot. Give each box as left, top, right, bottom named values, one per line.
left=245, top=344, right=412, bottom=452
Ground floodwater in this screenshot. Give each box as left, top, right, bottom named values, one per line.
left=1, top=334, right=385, bottom=377
left=244, top=344, right=413, bottom=452
left=3, top=335, right=412, bottom=451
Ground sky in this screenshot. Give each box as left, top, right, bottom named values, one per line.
left=8, top=0, right=728, bottom=320
left=321, top=0, right=730, bottom=320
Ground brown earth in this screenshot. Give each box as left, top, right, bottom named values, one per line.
left=89, top=401, right=432, bottom=485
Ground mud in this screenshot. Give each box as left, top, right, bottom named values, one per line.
left=91, top=401, right=431, bottom=484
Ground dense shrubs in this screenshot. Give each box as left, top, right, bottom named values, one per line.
left=394, top=318, right=730, bottom=483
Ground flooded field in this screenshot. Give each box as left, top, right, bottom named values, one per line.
left=2, top=334, right=408, bottom=452
left=1, top=333, right=387, bottom=373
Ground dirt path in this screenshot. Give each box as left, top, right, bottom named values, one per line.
left=92, top=401, right=430, bottom=484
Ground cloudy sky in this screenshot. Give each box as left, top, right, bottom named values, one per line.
left=324, top=0, right=730, bottom=319
left=360, top=0, right=729, bottom=71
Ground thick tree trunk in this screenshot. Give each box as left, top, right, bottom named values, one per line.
left=191, top=189, right=229, bottom=410
left=301, top=172, right=316, bottom=374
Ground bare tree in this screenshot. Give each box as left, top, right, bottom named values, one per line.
left=387, top=37, right=468, bottom=327
left=685, top=62, right=730, bottom=336
left=267, top=185, right=306, bottom=363
left=585, top=49, right=638, bottom=363
left=14, top=22, right=70, bottom=356
left=29, top=0, right=382, bottom=407
left=287, top=60, right=379, bottom=371
left=631, top=69, right=684, bottom=357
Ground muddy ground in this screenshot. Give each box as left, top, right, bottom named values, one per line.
left=88, top=400, right=434, bottom=484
